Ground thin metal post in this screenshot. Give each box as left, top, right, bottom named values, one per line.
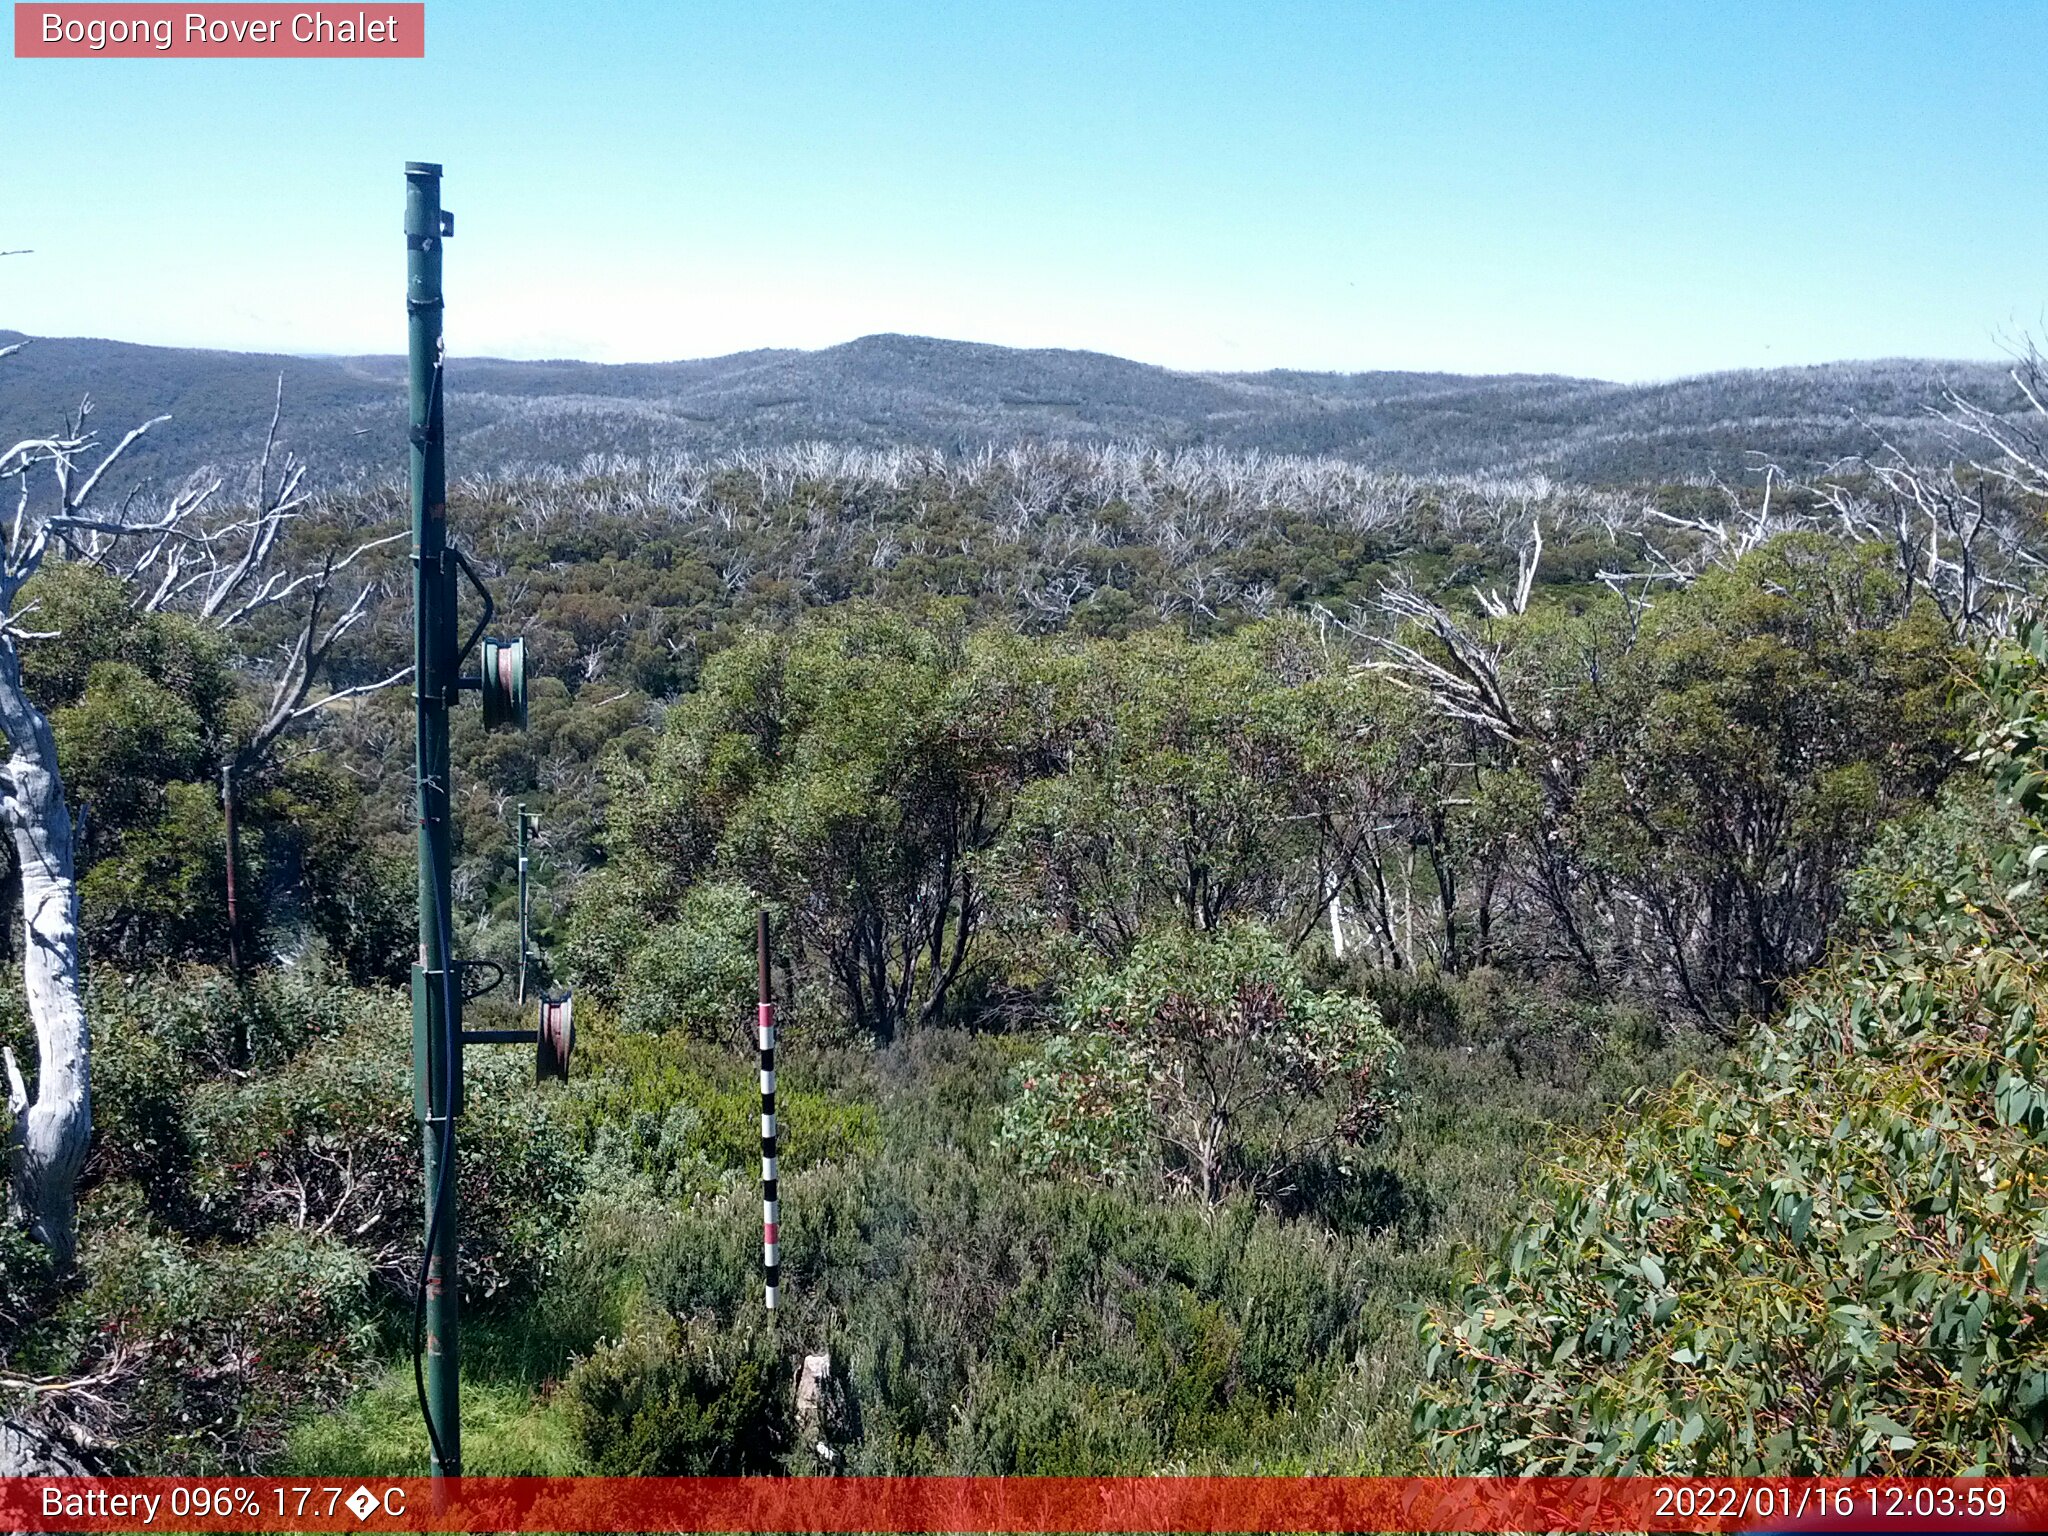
left=516, top=804, right=530, bottom=1005
left=406, top=159, right=461, bottom=1480
left=758, top=910, right=778, bottom=1313
left=220, top=761, right=242, bottom=976
left=221, top=759, right=249, bottom=1065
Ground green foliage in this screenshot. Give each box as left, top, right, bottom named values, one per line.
left=17, top=563, right=234, bottom=965
left=20, top=561, right=236, bottom=724
left=562, top=1314, right=789, bottom=1474
left=595, top=611, right=1402, bottom=1040
left=1414, top=630, right=2048, bottom=1473
left=5, top=453, right=1995, bottom=1479
left=616, top=878, right=760, bottom=1042
left=1004, top=925, right=1399, bottom=1204
left=963, top=1372, right=1160, bottom=1474
left=81, top=779, right=234, bottom=962
left=266, top=958, right=1694, bottom=1479
left=58, top=661, right=211, bottom=825
left=28, top=1198, right=379, bottom=1472
left=995, top=1029, right=1150, bottom=1184
left=184, top=1012, right=581, bottom=1303
left=593, top=603, right=1014, bottom=1040
left=84, top=964, right=374, bottom=1224
left=1842, top=774, right=2028, bottom=941
left=262, top=757, right=415, bottom=985
left=559, top=1017, right=879, bottom=1201
left=1368, top=965, right=1668, bottom=1083
left=988, top=622, right=1378, bottom=971
left=640, top=1140, right=1379, bottom=1472
left=0, top=1221, right=60, bottom=1346
left=1486, top=534, right=1964, bottom=1019
left=584, top=540, right=1959, bottom=1051
left=4, top=560, right=410, bottom=975
left=6, top=963, right=583, bottom=1470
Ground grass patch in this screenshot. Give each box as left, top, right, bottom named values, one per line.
left=276, top=1369, right=590, bottom=1477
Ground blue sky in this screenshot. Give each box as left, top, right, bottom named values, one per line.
left=2, top=1, right=2042, bottom=379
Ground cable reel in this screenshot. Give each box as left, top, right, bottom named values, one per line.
left=479, top=636, right=527, bottom=731
left=536, top=990, right=574, bottom=1082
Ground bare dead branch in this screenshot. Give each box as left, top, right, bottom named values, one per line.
left=286, top=666, right=414, bottom=722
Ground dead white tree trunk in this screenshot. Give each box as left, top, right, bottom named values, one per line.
left=0, top=641, right=86, bottom=1267
left=0, top=391, right=129, bottom=1269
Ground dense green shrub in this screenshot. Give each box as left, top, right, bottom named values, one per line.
left=24, top=1197, right=379, bottom=1472
left=1373, top=965, right=1671, bottom=1082
left=92, top=962, right=361, bottom=1073
left=961, top=1371, right=1159, bottom=1474
left=1354, top=967, right=1462, bottom=1044
left=992, top=1029, right=1150, bottom=1184
left=260, top=760, right=416, bottom=986
left=72, top=964, right=582, bottom=1301
left=633, top=1105, right=1384, bottom=1473
left=616, top=878, right=763, bottom=1042
left=40, top=458, right=2020, bottom=1490
left=7, top=964, right=585, bottom=1470
left=13, top=500, right=1979, bottom=1475
left=560, top=1020, right=879, bottom=1201
left=562, top=1314, right=788, bottom=1474
left=1002, top=925, right=1399, bottom=1203
left=85, top=964, right=378, bottom=1224
left=0, top=1221, right=60, bottom=1347
left=283, top=979, right=1706, bottom=1478
left=187, top=1021, right=581, bottom=1302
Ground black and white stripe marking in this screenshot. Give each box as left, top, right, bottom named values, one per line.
left=759, top=1000, right=778, bottom=1310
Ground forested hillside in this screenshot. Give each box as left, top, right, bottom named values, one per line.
left=5, top=348, right=2048, bottom=1476
left=0, top=329, right=2028, bottom=487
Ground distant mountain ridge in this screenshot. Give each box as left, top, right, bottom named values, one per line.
left=0, top=329, right=2025, bottom=488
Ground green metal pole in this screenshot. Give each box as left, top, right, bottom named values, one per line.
left=406, top=160, right=461, bottom=1480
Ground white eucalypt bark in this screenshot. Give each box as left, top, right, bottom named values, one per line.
left=0, top=348, right=407, bottom=1268
left=0, top=637, right=86, bottom=1268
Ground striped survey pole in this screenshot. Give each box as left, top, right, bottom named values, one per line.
left=758, top=910, right=779, bottom=1313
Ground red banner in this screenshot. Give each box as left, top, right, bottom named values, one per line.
left=0, top=1476, right=2040, bottom=1533
left=13, top=4, right=424, bottom=58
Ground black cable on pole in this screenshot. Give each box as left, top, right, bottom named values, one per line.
left=412, top=737, right=460, bottom=1474
left=412, top=945, right=457, bottom=1470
